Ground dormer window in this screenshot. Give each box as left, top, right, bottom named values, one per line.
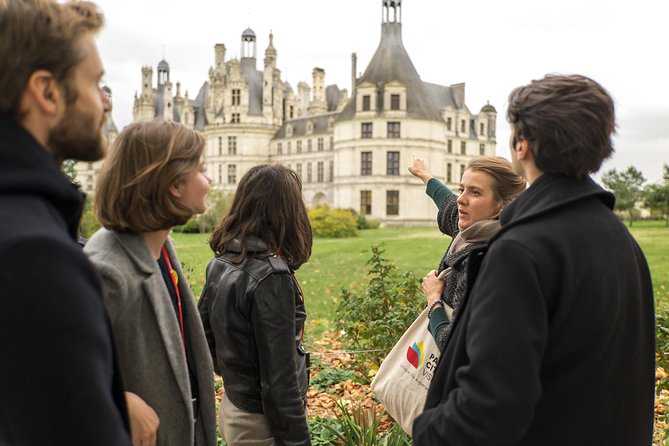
left=306, top=120, right=313, bottom=135
left=390, top=94, right=400, bottom=110
left=286, top=124, right=293, bottom=137
left=362, top=95, right=371, bottom=111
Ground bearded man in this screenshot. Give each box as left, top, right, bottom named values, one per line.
left=0, top=1, right=131, bottom=444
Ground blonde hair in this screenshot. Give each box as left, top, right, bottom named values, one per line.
left=466, top=156, right=526, bottom=206
left=95, top=120, right=205, bottom=233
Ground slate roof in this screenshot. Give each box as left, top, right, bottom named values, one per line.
left=337, top=22, right=443, bottom=122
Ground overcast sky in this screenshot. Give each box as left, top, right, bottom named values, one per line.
left=94, top=0, right=668, bottom=183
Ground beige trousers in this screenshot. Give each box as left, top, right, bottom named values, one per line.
left=219, top=394, right=277, bottom=446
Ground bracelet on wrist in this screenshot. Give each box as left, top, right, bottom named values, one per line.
left=427, top=300, right=443, bottom=319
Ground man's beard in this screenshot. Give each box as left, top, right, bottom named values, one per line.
left=48, top=103, right=107, bottom=162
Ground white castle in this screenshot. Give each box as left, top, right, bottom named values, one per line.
left=79, top=1, right=497, bottom=226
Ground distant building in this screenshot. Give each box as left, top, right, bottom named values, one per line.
left=92, top=0, right=497, bottom=225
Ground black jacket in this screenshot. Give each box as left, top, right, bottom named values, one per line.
left=414, top=174, right=655, bottom=446
left=0, top=113, right=130, bottom=445
left=198, top=238, right=310, bottom=446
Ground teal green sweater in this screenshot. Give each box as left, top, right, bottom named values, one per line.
left=424, top=178, right=453, bottom=342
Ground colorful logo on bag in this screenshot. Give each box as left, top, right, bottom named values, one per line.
left=406, top=341, right=424, bottom=368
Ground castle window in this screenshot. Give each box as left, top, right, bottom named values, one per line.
left=307, top=162, right=313, bottom=183
left=361, top=152, right=372, bottom=175
left=232, top=89, right=241, bottom=106
left=228, top=136, right=237, bottom=155
left=317, top=161, right=324, bottom=183
left=361, top=122, right=373, bottom=139
left=362, top=95, right=371, bottom=111
left=390, top=94, right=400, bottom=111
left=277, top=142, right=283, bottom=155
left=287, top=141, right=291, bottom=154
left=329, top=161, right=334, bottom=182
left=307, top=139, right=312, bottom=152
left=387, top=121, right=400, bottom=138
left=227, top=164, right=237, bottom=184
left=218, top=137, right=222, bottom=156
left=447, top=163, right=452, bottom=183
left=460, top=164, right=466, bottom=180
left=289, top=105, right=294, bottom=119
left=460, top=141, right=466, bottom=155
left=296, top=163, right=302, bottom=179
left=446, top=117, right=452, bottom=131
left=447, top=139, right=453, bottom=153
left=218, top=164, right=222, bottom=184
left=297, top=140, right=302, bottom=154
left=479, top=143, right=485, bottom=155
left=360, top=190, right=372, bottom=215
left=480, top=123, right=485, bottom=136
left=387, top=151, right=400, bottom=175
left=231, top=113, right=240, bottom=123
left=460, top=120, right=466, bottom=133
left=317, top=137, right=324, bottom=152
left=386, top=190, right=399, bottom=216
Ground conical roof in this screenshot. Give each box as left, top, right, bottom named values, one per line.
left=338, top=22, right=442, bottom=122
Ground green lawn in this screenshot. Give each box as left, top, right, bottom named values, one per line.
left=172, top=221, right=669, bottom=345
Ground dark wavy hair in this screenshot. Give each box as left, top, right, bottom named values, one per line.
left=507, top=74, right=615, bottom=179
left=209, top=164, right=312, bottom=270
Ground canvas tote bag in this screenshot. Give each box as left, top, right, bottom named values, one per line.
left=370, top=307, right=440, bottom=436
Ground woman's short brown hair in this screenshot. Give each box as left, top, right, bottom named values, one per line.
left=0, top=0, right=104, bottom=118
left=95, top=120, right=205, bottom=233
left=209, top=164, right=312, bottom=270
left=466, top=156, right=526, bottom=206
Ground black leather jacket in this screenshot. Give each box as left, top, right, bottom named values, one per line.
left=198, top=237, right=310, bottom=446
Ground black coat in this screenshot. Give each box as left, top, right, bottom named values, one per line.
left=198, top=237, right=310, bottom=446
left=413, top=174, right=655, bottom=446
left=0, top=113, right=130, bottom=445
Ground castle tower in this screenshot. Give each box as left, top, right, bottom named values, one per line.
left=241, top=28, right=256, bottom=60
left=308, top=68, right=327, bottom=115
left=157, top=59, right=169, bottom=86
left=133, top=66, right=156, bottom=122
left=263, top=32, right=277, bottom=118
left=214, top=43, right=226, bottom=74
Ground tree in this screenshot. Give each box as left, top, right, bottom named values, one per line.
left=644, top=164, right=669, bottom=227
left=601, top=166, right=646, bottom=226
left=61, top=159, right=77, bottom=182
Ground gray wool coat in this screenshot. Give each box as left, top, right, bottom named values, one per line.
left=85, top=229, right=217, bottom=446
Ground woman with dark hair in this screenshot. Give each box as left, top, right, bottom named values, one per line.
left=85, top=120, right=217, bottom=446
left=409, top=156, right=526, bottom=348
left=198, top=164, right=312, bottom=446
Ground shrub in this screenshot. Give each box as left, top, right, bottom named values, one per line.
left=335, top=245, right=423, bottom=369
left=656, top=287, right=669, bottom=374
left=197, top=190, right=234, bottom=233
left=173, top=190, right=233, bottom=234
left=357, top=214, right=381, bottom=230
left=309, top=416, right=342, bottom=446
left=79, top=196, right=101, bottom=239
left=173, top=218, right=200, bottom=233
left=309, top=205, right=357, bottom=238
left=323, top=400, right=411, bottom=445
left=311, top=367, right=360, bottom=392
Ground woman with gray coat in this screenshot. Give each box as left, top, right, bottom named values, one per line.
left=85, top=121, right=216, bottom=446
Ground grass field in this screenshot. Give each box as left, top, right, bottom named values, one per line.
left=173, top=221, right=669, bottom=345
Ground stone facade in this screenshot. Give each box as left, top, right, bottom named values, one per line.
left=112, top=0, right=497, bottom=226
